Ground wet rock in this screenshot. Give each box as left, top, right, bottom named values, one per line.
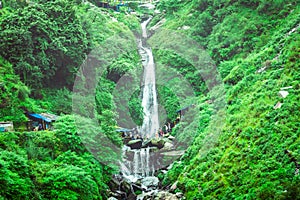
left=149, top=146, right=159, bottom=152
left=141, top=176, right=159, bottom=190
left=176, top=192, right=184, bottom=198
left=137, top=190, right=158, bottom=200
left=168, top=135, right=175, bottom=140
left=123, top=137, right=132, bottom=145
left=128, top=193, right=137, bottom=200
left=132, top=183, right=143, bottom=193
left=155, top=191, right=178, bottom=200
left=123, top=174, right=140, bottom=185
left=127, top=139, right=143, bottom=149
left=142, top=139, right=151, bottom=148
left=160, top=150, right=185, bottom=157
left=161, top=142, right=174, bottom=151
left=108, top=176, right=121, bottom=192
left=120, top=180, right=132, bottom=194
left=108, top=197, right=118, bottom=200
left=109, top=190, right=127, bottom=199
left=150, top=138, right=165, bottom=149
left=125, top=150, right=135, bottom=161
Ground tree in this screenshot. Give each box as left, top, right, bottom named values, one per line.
left=0, top=150, right=33, bottom=199
left=0, top=57, right=32, bottom=122
left=41, top=165, right=99, bottom=200
left=0, top=0, right=88, bottom=89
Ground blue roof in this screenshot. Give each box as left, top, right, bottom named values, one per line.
left=28, top=113, right=52, bottom=123
left=176, top=105, right=194, bottom=113
left=116, top=128, right=132, bottom=132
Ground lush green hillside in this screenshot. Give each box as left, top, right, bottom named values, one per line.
left=0, top=0, right=141, bottom=198
left=153, top=0, right=300, bottom=199
left=0, top=0, right=141, bottom=121
left=1, top=0, right=299, bottom=199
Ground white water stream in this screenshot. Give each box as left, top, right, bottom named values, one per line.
left=120, top=17, right=158, bottom=181
left=140, top=17, right=160, bottom=139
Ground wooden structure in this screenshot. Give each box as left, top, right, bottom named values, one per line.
left=0, top=122, right=14, bottom=132
left=27, top=113, right=58, bottom=131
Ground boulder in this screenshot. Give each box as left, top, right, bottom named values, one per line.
left=108, top=176, right=121, bottom=192
left=107, top=197, right=118, bottom=200
left=161, top=150, right=185, bottom=157
left=182, top=25, right=190, bottom=30
left=278, top=90, right=289, bottom=98
left=108, top=190, right=127, bottom=199
left=176, top=192, right=184, bottom=198
left=132, top=183, right=143, bottom=193
left=161, top=142, right=174, bottom=151
left=149, top=146, right=159, bottom=152
left=141, top=176, right=159, bottom=190
left=162, top=138, right=172, bottom=143
left=168, top=135, right=175, bottom=140
left=127, top=139, right=143, bottom=149
left=150, top=138, right=165, bottom=149
left=137, top=190, right=158, bottom=200
left=154, top=191, right=178, bottom=200
left=273, top=102, right=282, bottom=109
left=127, top=193, right=137, bottom=200
left=142, top=139, right=151, bottom=148
left=120, top=180, right=132, bottom=194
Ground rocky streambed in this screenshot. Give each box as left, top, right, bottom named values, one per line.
left=108, top=134, right=185, bottom=200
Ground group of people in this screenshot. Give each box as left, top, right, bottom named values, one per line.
left=148, top=115, right=182, bottom=139
left=33, top=123, right=44, bottom=131
left=120, top=115, right=182, bottom=140
left=155, top=116, right=181, bottom=138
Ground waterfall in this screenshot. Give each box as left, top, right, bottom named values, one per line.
left=122, top=147, right=154, bottom=180
left=141, top=17, right=152, bottom=38
left=134, top=150, right=139, bottom=176
left=140, top=18, right=159, bottom=139
left=119, top=17, right=158, bottom=182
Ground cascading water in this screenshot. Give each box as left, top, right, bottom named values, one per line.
left=120, top=17, right=158, bottom=181
left=112, top=14, right=182, bottom=200
left=140, top=17, right=160, bottom=139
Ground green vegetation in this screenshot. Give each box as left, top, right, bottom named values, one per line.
left=0, top=0, right=299, bottom=199
left=0, top=0, right=142, bottom=198
left=0, top=124, right=111, bottom=199
left=154, top=0, right=300, bottom=199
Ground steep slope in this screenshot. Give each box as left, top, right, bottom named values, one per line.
left=0, top=1, right=142, bottom=199
left=152, top=0, right=300, bottom=199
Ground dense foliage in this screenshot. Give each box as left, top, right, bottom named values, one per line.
left=0, top=0, right=141, bottom=199
left=1, top=0, right=299, bottom=199
left=0, top=0, right=88, bottom=89
left=154, top=0, right=300, bottom=199
left=0, top=123, right=113, bottom=199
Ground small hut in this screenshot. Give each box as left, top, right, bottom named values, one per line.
left=27, top=113, right=58, bottom=131
left=176, top=104, right=195, bottom=119
left=0, top=122, right=14, bottom=132
left=116, top=128, right=132, bottom=137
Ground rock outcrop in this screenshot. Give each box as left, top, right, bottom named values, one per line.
left=127, top=139, right=143, bottom=149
